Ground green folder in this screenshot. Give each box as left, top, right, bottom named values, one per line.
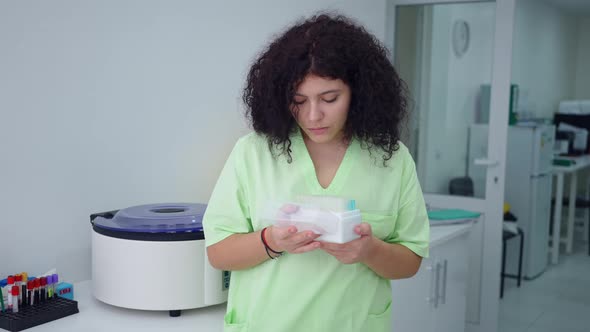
left=553, top=159, right=575, bottom=167
left=428, top=209, right=481, bottom=220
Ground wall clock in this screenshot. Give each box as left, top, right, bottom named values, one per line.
left=452, top=20, right=470, bottom=58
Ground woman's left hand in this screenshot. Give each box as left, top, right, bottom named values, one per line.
left=319, top=222, right=377, bottom=264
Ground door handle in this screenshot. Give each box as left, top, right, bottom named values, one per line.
left=441, top=259, right=448, bottom=305
left=434, top=262, right=441, bottom=308
left=425, top=264, right=435, bottom=306
left=474, top=158, right=499, bottom=167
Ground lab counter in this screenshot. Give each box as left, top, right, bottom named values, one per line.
left=429, top=222, right=472, bottom=247
left=26, top=280, right=226, bottom=332
left=27, top=222, right=473, bottom=331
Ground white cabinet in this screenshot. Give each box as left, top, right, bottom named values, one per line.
left=391, top=227, right=470, bottom=332
left=434, top=236, right=469, bottom=332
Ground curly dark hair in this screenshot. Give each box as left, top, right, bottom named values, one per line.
left=243, top=13, right=408, bottom=164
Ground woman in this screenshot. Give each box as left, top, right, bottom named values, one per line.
left=203, top=13, right=429, bottom=332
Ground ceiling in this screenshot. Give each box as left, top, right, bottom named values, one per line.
left=544, top=0, right=590, bottom=16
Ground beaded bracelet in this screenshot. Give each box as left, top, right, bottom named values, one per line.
left=261, top=227, right=284, bottom=259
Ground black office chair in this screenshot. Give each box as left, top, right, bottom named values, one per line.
left=449, top=176, right=474, bottom=197
left=500, top=212, right=524, bottom=299
left=448, top=176, right=525, bottom=298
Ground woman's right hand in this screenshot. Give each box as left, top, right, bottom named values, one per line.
left=266, top=225, right=321, bottom=254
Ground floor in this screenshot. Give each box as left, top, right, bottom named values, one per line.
left=498, top=232, right=590, bottom=332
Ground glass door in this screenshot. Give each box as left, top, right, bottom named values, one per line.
left=387, top=1, right=515, bottom=332
left=395, top=2, right=496, bottom=199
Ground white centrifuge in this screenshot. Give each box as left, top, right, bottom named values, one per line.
left=90, top=203, right=228, bottom=317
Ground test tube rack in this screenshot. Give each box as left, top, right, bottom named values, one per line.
left=0, top=297, right=79, bottom=331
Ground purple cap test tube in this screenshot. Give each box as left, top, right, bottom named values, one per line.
left=52, top=274, right=58, bottom=298
left=46, top=275, right=53, bottom=299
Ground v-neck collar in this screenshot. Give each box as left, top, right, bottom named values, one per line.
left=291, top=129, right=357, bottom=195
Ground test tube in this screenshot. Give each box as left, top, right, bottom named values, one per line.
left=21, top=273, right=28, bottom=307
left=11, top=286, right=19, bottom=313
left=27, top=281, right=34, bottom=306
left=33, top=278, right=40, bottom=304
left=40, top=277, right=47, bottom=302
left=52, top=274, right=59, bottom=298
left=6, top=276, right=14, bottom=312
left=15, top=275, right=23, bottom=306
left=47, top=275, right=54, bottom=299
left=45, top=276, right=52, bottom=300
left=0, top=285, right=4, bottom=312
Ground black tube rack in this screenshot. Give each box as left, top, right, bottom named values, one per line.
left=0, top=297, right=79, bottom=331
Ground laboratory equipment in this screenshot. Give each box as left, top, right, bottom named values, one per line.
left=90, top=203, right=228, bottom=317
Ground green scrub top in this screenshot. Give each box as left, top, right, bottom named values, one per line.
left=203, top=130, right=429, bottom=332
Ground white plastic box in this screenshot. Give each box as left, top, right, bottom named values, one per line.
left=263, top=196, right=362, bottom=243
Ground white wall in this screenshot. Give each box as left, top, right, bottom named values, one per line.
left=422, top=5, right=451, bottom=194
left=419, top=2, right=495, bottom=194
left=511, top=0, right=579, bottom=118
left=0, top=0, right=386, bottom=282
left=574, top=17, right=590, bottom=99
left=443, top=3, right=495, bottom=194
left=393, top=6, right=419, bottom=152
